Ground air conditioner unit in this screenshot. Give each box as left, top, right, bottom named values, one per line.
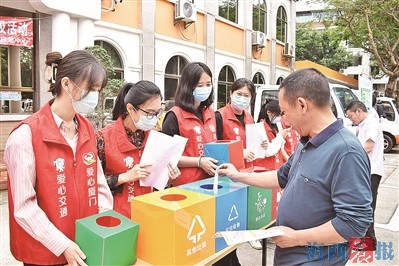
left=282, top=42, right=294, bottom=58
left=174, top=0, right=197, bottom=24
left=252, top=31, right=266, bottom=48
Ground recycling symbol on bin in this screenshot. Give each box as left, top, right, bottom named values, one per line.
left=255, top=192, right=267, bottom=213
left=228, top=205, right=239, bottom=221
left=187, top=215, right=206, bottom=244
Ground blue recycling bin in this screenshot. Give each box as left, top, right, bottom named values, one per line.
left=179, top=177, right=248, bottom=252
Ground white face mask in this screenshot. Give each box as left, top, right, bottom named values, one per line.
left=73, top=91, right=99, bottom=114
left=231, top=94, right=250, bottom=111
left=193, top=86, right=212, bottom=102
left=66, top=85, right=99, bottom=114
left=271, top=116, right=281, bottom=124
left=130, top=111, right=158, bottom=131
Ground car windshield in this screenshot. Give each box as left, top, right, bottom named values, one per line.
left=332, top=86, right=358, bottom=111
left=260, top=90, right=279, bottom=105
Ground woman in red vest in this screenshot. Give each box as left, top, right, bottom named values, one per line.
left=96, top=81, right=180, bottom=218
left=216, top=78, right=256, bottom=171
left=162, top=62, right=218, bottom=186
left=281, top=116, right=301, bottom=156
left=4, top=50, right=113, bottom=266
left=254, top=100, right=290, bottom=170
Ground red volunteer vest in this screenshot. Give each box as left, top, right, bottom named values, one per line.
left=253, top=120, right=284, bottom=170
left=217, top=103, right=255, bottom=169
left=171, top=106, right=217, bottom=186
left=98, top=117, right=152, bottom=218
left=281, top=117, right=301, bottom=156
left=8, top=101, right=99, bottom=265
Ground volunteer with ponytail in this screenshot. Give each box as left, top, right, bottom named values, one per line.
left=162, top=62, right=218, bottom=186
left=254, top=100, right=290, bottom=169
left=96, top=81, right=180, bottom=218
left=4, top=50, right=113, bottom=266
left=215, top=78, right=256, bottom=171
left=281, top=116, right=300, bottom=157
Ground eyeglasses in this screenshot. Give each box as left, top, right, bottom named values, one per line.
left=136, top=107, right=163, bottom=119
left=234, top=92, right=251, bottom=99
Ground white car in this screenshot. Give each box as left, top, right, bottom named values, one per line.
left=377, top=97, right=399, bottom=152
left=253, top=85, right=399, bottom=153
left=253, top=83, right=358, bottom=131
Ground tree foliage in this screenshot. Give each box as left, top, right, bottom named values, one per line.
left=296, top=23, right=354, bottom=71
left=322, top=0, right=399, bottom=99
left=85, top=45, right=124, bottom=129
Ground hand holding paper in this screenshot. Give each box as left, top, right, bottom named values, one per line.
left=139, top=130, right=187, bottom=190
left=120, top=163, right=152, bottom=183
left=246, top=123, right=268, bottom=159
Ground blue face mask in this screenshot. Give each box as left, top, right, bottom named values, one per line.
left=231, top=94, right=250, bottom=111
left=130, top=112, right=158, bottom=131
left=193, top=86, right=212, bottom=102
left=67, top=86, right=99, bottom=114
left=73, top=91, right=99, bottom=114
left=271, top=116, right=281, bottom=124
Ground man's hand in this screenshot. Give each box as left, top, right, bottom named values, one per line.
left=271, top=226, right=300, bottom=248
left=217, top=163, right=241, bottom=181
left=63, top=242, right=87, bottom=266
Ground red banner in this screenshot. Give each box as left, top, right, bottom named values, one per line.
left=0, top=16, right=33, bottom=48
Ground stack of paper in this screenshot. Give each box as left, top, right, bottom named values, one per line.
left=139, top=130, right=187, bottom=190
left=246, top=122, right=268, bottom=159
left=213, top=228, right=284, bottom=245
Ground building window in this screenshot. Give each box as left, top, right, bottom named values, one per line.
left=252, top=72, right=265, bottom=85
left=164, top=55, right=188, bottom=108
left=1, top=45, right=34, bottom=114
left=217, top=65, right=236, bottom=109
left=252, top=0, right=267, bottom=34
left=276, top=6, right=287, bottom=43
left=1, top=46, right=9, bottom=87
left=251, top=72, right=265, bottom=115
left=276, top=76, right=284, bottom=85
left=94, top=40, right=124, bottom=79
left=218, top=0, right=237, bottom=23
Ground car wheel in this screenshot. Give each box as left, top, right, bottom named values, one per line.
left=383, top=134, right=394, bottom=153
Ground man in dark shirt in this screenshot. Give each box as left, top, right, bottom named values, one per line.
left=218, top=68, right=372, bottom=265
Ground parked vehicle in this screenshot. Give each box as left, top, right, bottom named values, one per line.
left=253, top=84, right=399, bottom=153
left=377, top=97, right=399, bottom=152
left=253, top=83, right=357, bottom=131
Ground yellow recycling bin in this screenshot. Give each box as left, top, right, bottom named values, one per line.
left=131, top=187, right=215, bottom=265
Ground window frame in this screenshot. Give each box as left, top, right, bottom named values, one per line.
left=164, top=55, right=188, bottom=106
left=0, top=45, right=35, bottom=114
left=217, top=65, right=236, bottom=109
left=276, top=6, right=287, bottom=43
left=218, top=0, right=238, bottom=23
left=94, top=40, right=124, bottom=80
left=252, top=0, right=267, bottom=34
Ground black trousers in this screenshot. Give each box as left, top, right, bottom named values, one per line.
left=212, top=249, right=241, bottom=266
left=364, top=174, right=382, bottom=250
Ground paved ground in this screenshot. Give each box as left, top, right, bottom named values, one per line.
left=1, top=148, right=398, bottom=265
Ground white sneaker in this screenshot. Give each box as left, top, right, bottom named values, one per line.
left=249, top=239, right=263, bottom=250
